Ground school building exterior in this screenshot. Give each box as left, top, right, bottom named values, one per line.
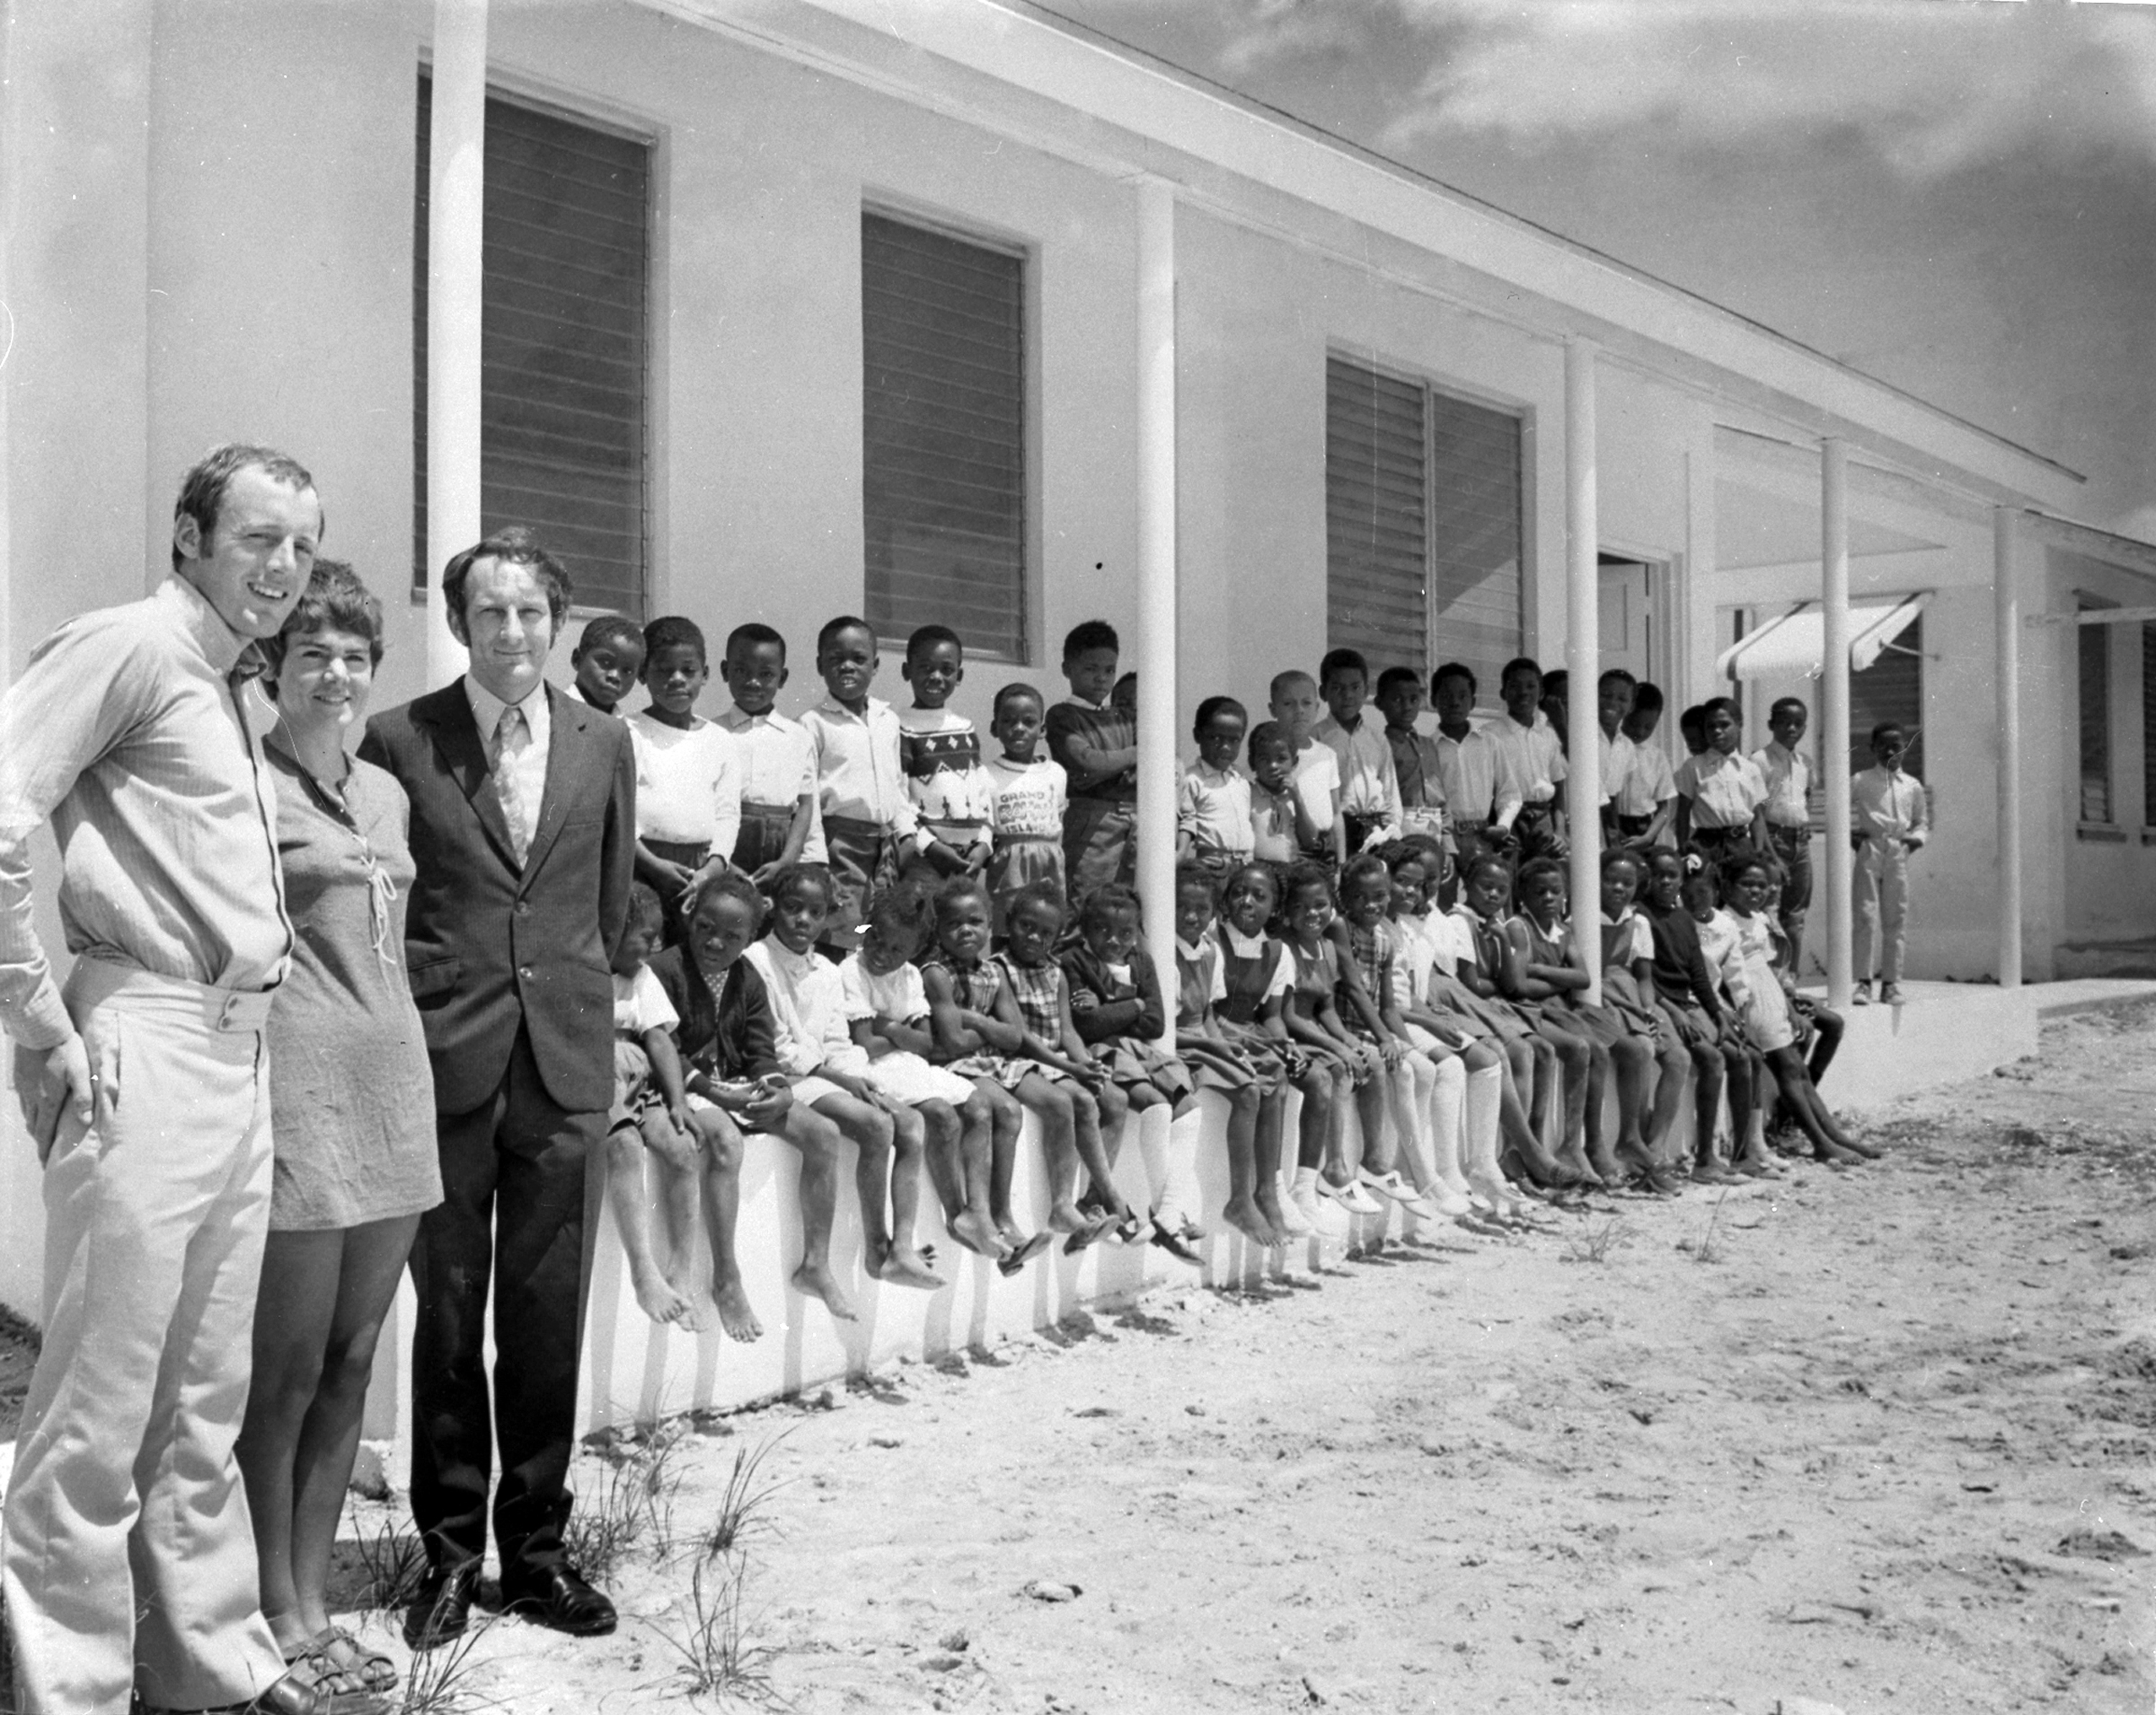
left=4, top=0, right=2155, bottom=1382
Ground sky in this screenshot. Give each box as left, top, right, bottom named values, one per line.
left=1042, top=0, right=2156, bottom=537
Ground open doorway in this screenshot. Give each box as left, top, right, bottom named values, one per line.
left=1598, top=553, right=1667, bottom=690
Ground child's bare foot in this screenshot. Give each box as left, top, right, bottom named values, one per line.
left=1221, top=1194, right=1276, bottom=1247
left=875, top=1245, right=947, bottom=1291
left=791, top=1261, right=859, bottom=1321
left=950, top=1208, right=1010, bottom=1259
left=1813, top=1140, right=1864, bottom=1168
left=1835, top=1130, right=1881, bottom=1160
left=630, top=1267, right=697, bottom=1328
left=1557, top=1145, right=1603, bottom=1188
left=711, top=1274, right=765, bottom=1343
left=1046, top=1198, right=1089, bottom=1234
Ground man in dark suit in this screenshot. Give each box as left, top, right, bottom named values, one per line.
left=359, top=527, right=634, bottom=1646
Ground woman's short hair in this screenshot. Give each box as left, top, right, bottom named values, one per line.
left=262, top=559, right=383, bottom=678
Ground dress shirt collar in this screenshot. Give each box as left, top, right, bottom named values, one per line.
left=1192, top=761, right=1237, bottom=785
left=1175, top=933, right=1210, bottom=961
left=814, top=695, right=885, bottom=725
left=464, top=672, right=550, bottom=744
left=722, top=706, right=782, bottom=730
left=1764, top=740, right=1800, bottom=765
left=158, top=574, right=255, bottom=676
left=763, top=935, right=821, bottom=976
left=1221, top=924, right=1268, bottom=958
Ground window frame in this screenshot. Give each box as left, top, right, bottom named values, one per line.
left=413, top=70, right=656, bottom=619
left=2078, top=594, right=2117, bottom=836
left=1323, top=348, right=1527, bottom=701
left=859, top=203, right=1036, bottom=667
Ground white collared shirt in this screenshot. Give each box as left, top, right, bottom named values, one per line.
left=801, top=695, right=923, bottom=856
left=1291, top=740, right=1342, bottom=835
left=717, top=706, right=817, bottom=809
left=1675, top=749, right=1767, bottom=831
left=1616, top=740, right=1677, bottom=817
left=1852, top=764, right=1928, bottom=846
left=1313, top=713, right=1403, bottom=839
left=630, top=711, right=740, bottom=853
left=1597, top=728, right=1636, bottom=809
left=1178, top=762, right=1256, bottom=856
left=1754, top=741, right=1813, bottom=828
left=1432, top=725, right=1506, bottom=827
left=465, top=674, right=551, bottom=834
left=1488, top=714, right=1566, bottom=818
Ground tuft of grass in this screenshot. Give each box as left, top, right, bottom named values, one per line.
left=658, top=1554, right=785, bottom=1708
left=1691, top=1188, right=1732, bottom=1266
left=397, top=1613, right=493, bottom=1715
left=695, top=1430, right=792, bottom=1563
left=564, top=1421, right=686, bottom=1579
left=348, top=1510, right=430, bottom=1617
left=1563, top=1215, right=1626, bottom=1266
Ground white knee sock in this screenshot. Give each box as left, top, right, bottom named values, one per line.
left=1462, top=1063, right=1508, bottom=1206
left=1427, top=1056, right=1473, bottom=1198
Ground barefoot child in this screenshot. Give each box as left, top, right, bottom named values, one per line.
left=1641, top=848, right=1756, bottom=1183
left=631, top=616, right=741, bottom=943
left=1062, top=884, right=1203, bottom=1262
left=1276, top=864, right=1381, bottom=1230
left=1177, top=696, right=1257, bottom=883
left=1717, top=852, right=1871, bottom=1166
left=1754, top=696, right=1814, bottom=955
left=1172, top=865, right=1287, bottom=1248
left=1596, top=849, right=1689, bottom=1191
left=570, top=613, right=645, bottom=713
left=1212, top=863, right=1332, bottom=1238
left=717, top=622, right=819, bottom=887
left=983, top=683, right=1069, bottom=933
left=995, top=883, right=1142, bottom=1241
left=842, top=882, right=1016, bottom=1267
left=647, top=872, right=799, bottom=1342
left=749, top=864, right=944, bottom=1293
left=606, top=883, right=701, bottom=1326
left=900, top=624, right=998, bottom=878
left=1455, top=856, right=1594, bottom=1183
left=653, top=869, right=857, bottom=1326
left=921, top=877, right=1118, bottom=1253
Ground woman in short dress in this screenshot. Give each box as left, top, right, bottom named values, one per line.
left=235, top=563, right=442, bottom=1704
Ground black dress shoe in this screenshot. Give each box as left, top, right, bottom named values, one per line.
left=499, top=1564, right=617, bottom=1637
left=402, top=1558, right=482, bottom=1650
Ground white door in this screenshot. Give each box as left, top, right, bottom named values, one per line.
left=1599, top=560, right=1654, bottom=683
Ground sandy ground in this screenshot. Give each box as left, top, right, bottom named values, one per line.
left=16, top=1003, right=2156, bottom=1713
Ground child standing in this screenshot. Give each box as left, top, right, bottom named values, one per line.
left=1429, top=662, right=1504, bottom=859
left=1244, top=721, right=1307, bottom=869
left=571, top=614, right=645, bottom=713
left=717, top=622, right=819, bottom=886
left=1754, top=696, right=1815, bottom=958
left=1172, top=865, right=1289, bottom=1249
left=1615, top=680, right=1679, bottom=848
left=899, top=624, right=997, bottom=878
left=842, top=884, right=1023, bottom=1267
left=1851, top=721, right=1927, bottom=1005
left=1674, top=695, right=1768, bottom=857
left=1178, top=696, right=1257, bottom=881
left=1314, top=648, right=1404, bottom=856
left=1270, top=670, right=1346, bottom=871
left=1046, top=620, right=1138, bottom=905
left=1490, top=657, right=1567, bottom=859
left=803, top=615, right=924, bottom=951
left=631, top=616, right=740, bottom=943
left=605, top=883, right=701, bottom=1328
left=1276, top=864, right=1382, bottom=1229
left=1376, top=667, right=1448, bottom=846
left=982, top=683, right=1069, bottom=930
left=747, top=864, right=944, bottom=1293
left=1595, top=670, right=1639, bottom=840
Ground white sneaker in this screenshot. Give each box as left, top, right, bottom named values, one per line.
left=1356, top=1168, right=1422, bottom=1206
left=1319, top=1177, right=1385, bottom=1217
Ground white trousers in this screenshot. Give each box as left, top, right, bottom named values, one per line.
left=4, top=962, right=285, bottom=1715
left=1853, top=839, right=1910, bottom=986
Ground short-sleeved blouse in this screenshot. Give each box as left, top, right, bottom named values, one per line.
left=264, top=745, right=442, bottom=1231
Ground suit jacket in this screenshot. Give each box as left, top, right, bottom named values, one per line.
left=359, top=680, right=635, bottom=1119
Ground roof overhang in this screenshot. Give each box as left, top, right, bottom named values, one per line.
left=1716, top=596, right=1929, bottom=683
left=645, top=0, right=2085, bottom=514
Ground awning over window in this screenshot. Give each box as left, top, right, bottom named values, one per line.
left=1716, top=594, right=1927, bottom=682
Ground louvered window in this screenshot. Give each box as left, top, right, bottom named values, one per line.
left=862, top=212, right=1027, bottom=661
left=2143, top=624, right=2156, bottom=828
left=2081, top=604, right=2113, bottom=824
left=1327, top=356, right=1522, bottom=693
left=415, top=76, right=650, bottom=616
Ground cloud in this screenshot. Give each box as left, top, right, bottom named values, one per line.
left=1081, top=0, right=2156, bottom=178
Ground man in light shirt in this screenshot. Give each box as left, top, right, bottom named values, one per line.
left=1312, top=647, right=1402, bottom=856
left=1851, top=721, right=1927, bottom=1006
left=1429, top=662, right=1508, bottom=863
left=1488, top=657, right=1567, bottom=859
left=0, top=445, right=329, bottom=1715
left=1614, top=682, right=1679, bottom=849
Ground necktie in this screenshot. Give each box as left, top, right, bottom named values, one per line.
left=494, top=703, right=531, bottom=866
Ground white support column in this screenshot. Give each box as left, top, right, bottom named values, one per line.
left=1820, top=438, right=1853, bottom=1009
left=1135, top=179, right=1179, bottom=1045
left=1564, top=339, right=1603, bottom=1006
left=426, top=0, right=486, bottom=688
left=1994, top=506, right=2023, bottom=989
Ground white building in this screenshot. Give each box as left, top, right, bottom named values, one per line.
left=4, top=0, right=2152, bottom=1333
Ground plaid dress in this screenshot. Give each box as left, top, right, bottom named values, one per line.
left=918, top=953, right=1047, bottom=1090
